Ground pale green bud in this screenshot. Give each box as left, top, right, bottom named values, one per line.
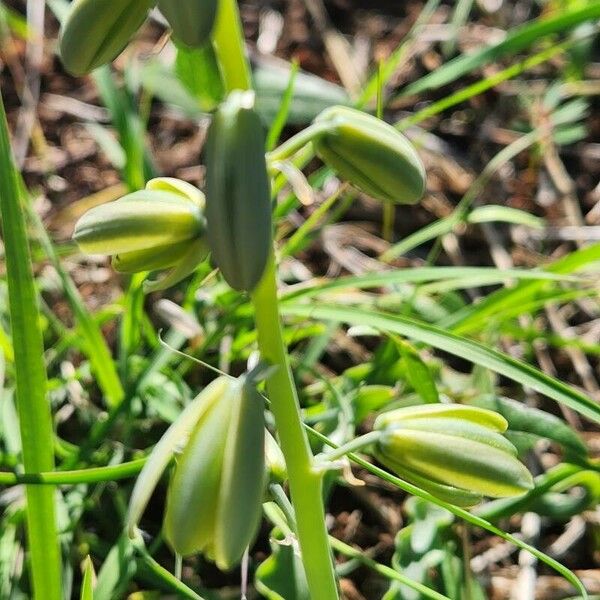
left=59, top=0, right=154, bottom=76
left=205, top=90, right=272, bottom=292
left=73, top=179, right=208, bottom=291
left=163, top=375, right=266, bottom=569
left=158, top=0, right=218, bottom=48
left=373, top=404, right=533, bottom=507
left=313, top=106, right=426, bottom=204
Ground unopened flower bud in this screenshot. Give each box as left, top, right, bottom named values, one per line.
left=313, top=106, right=426, bottom=204
left=158, top=0, right=218, bottom=48
left=60, top=0, right=154, bottom=76
left=373, top=404, right=533, bottom=507
left=73, top=178, right=208, bottom=291
left=205, top=90, right=272, bottom=292
left=163, top=375, right=265, bottom=569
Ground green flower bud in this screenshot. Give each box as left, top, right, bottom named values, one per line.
left=163, top=375, right=266, bottom=569
left=73, top=179, right=208, bottom=291
left=205, top=90, right=272, bottom=292
left=158, top=0, right=218, bottom=48
left=59, top=0, right=154, bottom=76
left=313, top=106, right=426, bottom=204
left=373, top=404, right=533, bottom=507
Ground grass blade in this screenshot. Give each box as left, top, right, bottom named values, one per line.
left=29, top=209, right=124, bottom=408
left=283, top=304, right=600, bottom=424
left=0, top=90, right=62, bottom=598
left=402, top=4, right=600, bottom=97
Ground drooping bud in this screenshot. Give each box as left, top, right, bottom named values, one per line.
left=59, top=0, right=154, bottom=76
left=373, top=404, right=533, bottom=507
left=313, top=106, right=426, bottom=204
left=163, top=375, right=266, bottom=569
left=73, top=178, right=208, bottom=291
left=158, top=0, right=218, bottom=48
left=205, top=90, right=272, bottom=292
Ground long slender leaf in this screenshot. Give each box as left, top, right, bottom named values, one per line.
left=29, top=209, right=124, bottom=408
left=283, top=304, right=600, bottom=423
left=0, top=90, right=62, bottom=598
left=281, top=267, right=574, bottom=303
left=402, top=5, right=600, bottom=96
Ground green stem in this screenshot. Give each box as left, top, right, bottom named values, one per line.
left=212, top=3, right=337, bottom=595
left=267, top=121, right=332, bottom=164
left=0, top=458, right=147, bottom=486
left=0, top=91, right=62, bottom=599
left=320, top=430, right=383, bottom=463
left=252, top=257, right=339, bottom=600
left=211, top=0, right=252, bottom=92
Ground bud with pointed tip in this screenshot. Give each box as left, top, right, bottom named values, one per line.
left=73, top=178, right=208, bottom=292
left=163, top=375, right=266, bottom=569
left=205, top=90, right=272, bottom=292
left=158, top=0, right=219, bottom=48
left=373, top=404, right=534, bottom=507
left=59, top=0, right=154, bottom=76
left=313, top=106, right=426, bottom=204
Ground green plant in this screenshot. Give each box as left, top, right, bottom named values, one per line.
left=60, top=1, right=540, bottom=598
left=0, top=0, right=598, bottom=598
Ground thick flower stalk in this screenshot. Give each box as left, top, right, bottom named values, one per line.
left=73, top=177, right=209, bottom=292
left=373, top=404, right=534, bottom=507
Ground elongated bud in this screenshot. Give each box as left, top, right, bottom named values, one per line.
left=373, top=404, right=533, bottom=507
left=59, top=0, right=154, bottom=76
left=73, top=178, right=208, bottom=291
left=158, top=0, right=218, bottom=48
left=205, top=90, right=272, bottom=292
left=313, top=106, right=426, bottom=204
left=163, top=375, right=266, bottom=570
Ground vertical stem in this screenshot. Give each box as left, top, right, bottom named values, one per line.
left=0, top=92, right=62, bottom=598
left=252, top=258, right=339, bottom=599
left=212, top=0, right=252, bottom=92
left=211, top=4, right=338, bottom=595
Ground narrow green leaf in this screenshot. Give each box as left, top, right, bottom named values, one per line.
left=402, top=5, right=600, bottom=96
left=283, top=304, right=600, bottom=424
left=80, top=556, right=95, bottom=600
left=29, top=209, right=125, bottom=408
left=470, top=396, right=588, bottom=458
left=391, top=335, right=439, bottom=404
left=0, top=89, right=62, bottom=598
left=281, top=267, right=573, bottom=303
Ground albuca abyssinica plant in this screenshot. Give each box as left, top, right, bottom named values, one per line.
left=65, top=2, right=540, bottom=599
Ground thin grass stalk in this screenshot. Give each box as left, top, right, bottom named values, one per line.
left=0, top=90, right=62, bottom=598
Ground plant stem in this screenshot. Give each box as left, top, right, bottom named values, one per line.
left=252, top=257, right=339, bottom=599
left=212, top=3, right=338, bottom=595
left=212, top=0, right=252, bottom=92
left=321, top=430, right=383, bottom=462
left=0, top=91, right=62, bottom=599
